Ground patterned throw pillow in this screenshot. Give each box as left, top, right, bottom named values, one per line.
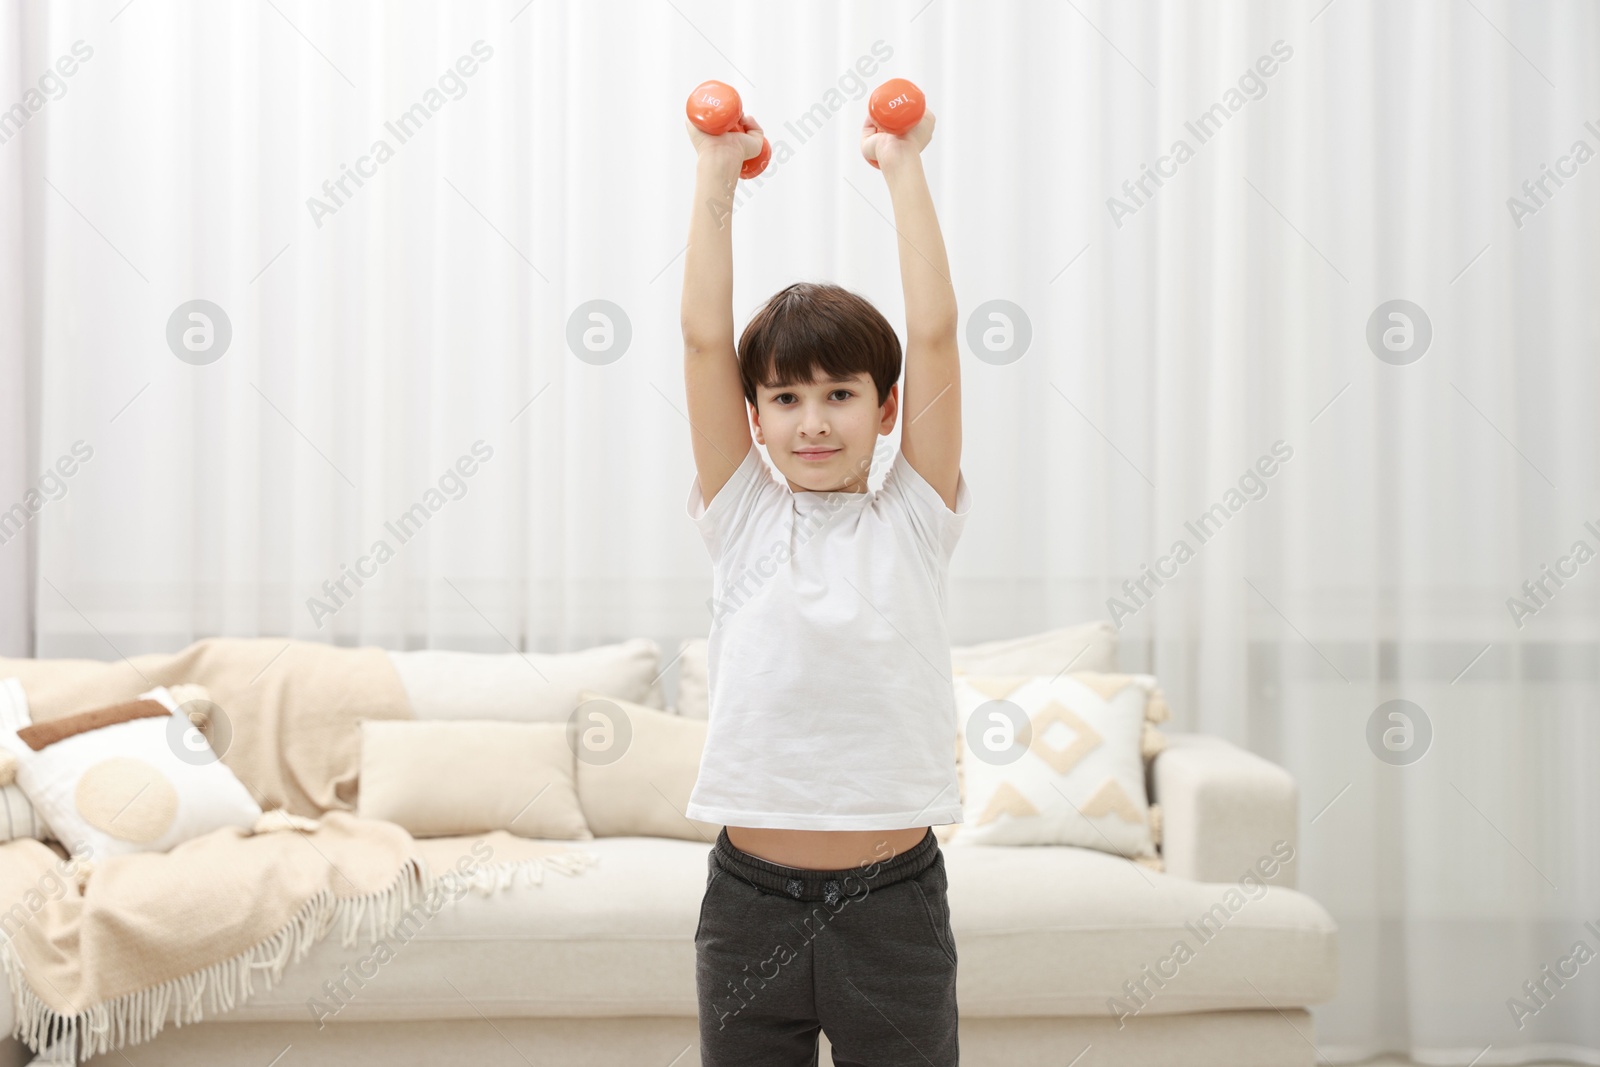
left=0, top=680, right=262, bottom=860
left=947, top=672, right=1165, bottom=867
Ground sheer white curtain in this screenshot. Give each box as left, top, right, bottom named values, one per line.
left=2, top=0, right=1597, bottom=1059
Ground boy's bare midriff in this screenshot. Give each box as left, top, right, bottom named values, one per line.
left=725, top=825, right=931, bottom=871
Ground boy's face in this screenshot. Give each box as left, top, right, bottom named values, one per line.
left=750, top=371, right=897, bottom=493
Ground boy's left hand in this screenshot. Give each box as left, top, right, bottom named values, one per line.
left=860, top=110, right=935, bottom=168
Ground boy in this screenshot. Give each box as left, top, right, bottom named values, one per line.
left=682, top=102, right=969, bottom=1066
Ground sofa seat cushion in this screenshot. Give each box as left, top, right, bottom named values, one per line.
left=222, top=835, right=1336, bottom=1024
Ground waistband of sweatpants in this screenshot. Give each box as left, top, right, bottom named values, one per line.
left=712, top=826, right=940, bottom=902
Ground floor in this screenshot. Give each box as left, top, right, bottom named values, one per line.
left=1354, top=1059, right=1580, bottom=1066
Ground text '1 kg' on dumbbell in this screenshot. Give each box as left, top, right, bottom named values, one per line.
left=865, top=78, right=927, bottom=170
left=686, top=79, right=772, bottom=179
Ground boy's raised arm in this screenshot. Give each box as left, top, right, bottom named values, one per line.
left=682, top=117, right=764, bottom=509
left=864, top=112, right=962, bottom=512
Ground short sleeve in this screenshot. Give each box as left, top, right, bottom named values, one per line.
left=686, top=442, right=777, bottom=563
left=880, top=448, right=973, bottom=562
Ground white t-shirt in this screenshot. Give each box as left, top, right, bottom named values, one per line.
left=683, top=440, right=973, bottom=830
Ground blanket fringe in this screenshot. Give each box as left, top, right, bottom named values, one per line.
left=0, top=849, right=598, bottom=1062
left=451, top=852, right=602, bottom=894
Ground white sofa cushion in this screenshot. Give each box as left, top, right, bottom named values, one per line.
left=950, top=620, right=1118, bottom=677
left=670, top=640, right=710, bottom=719
left=0, top=780, right=52, bottom=843
left=218, top=834, right=1337, bottom=1022
left=0, top=681, right=53, bottom=843
left=387, top=638, right=665, bottom=721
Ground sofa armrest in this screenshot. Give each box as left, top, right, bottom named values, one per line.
left=1151, top=733, right=1300, bottom=888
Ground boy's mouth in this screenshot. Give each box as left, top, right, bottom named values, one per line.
left=794, top=448, right=840, bottom=462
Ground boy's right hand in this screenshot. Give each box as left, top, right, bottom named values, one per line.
left=686, top=113, right=765, bottom=165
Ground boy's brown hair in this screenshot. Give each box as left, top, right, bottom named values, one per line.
left=737, top=282, right=901, bottom=408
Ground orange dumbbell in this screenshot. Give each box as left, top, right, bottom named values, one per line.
left=865, top=78, right=927, bottom=170
left=686, top=80, right=771, bottom=179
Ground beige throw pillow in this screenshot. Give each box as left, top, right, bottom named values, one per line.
left=356, top=719, right=592, bottom=840
left=573, top=690, right=717, bottom=841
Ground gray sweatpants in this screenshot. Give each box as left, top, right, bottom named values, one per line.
left=694, top=825, right=959, bottom=1066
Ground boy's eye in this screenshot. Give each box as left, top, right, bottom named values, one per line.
left=770, top=389, right=852, bottom=404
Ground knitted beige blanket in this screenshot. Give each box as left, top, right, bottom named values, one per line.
left=0, top=638, right=598, bottom=1060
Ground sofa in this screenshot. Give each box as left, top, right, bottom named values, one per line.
left=0, top=628, right=1337, bottom=1067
